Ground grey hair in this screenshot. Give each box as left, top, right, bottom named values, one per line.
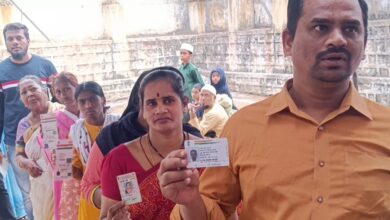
left=18, top=75, right=47, bottom=90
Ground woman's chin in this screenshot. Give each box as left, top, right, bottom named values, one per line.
left=152, top=123, right=178, bottom=134
left=28, top=103, right=42, bottom=112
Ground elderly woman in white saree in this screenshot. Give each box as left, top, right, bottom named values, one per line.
left=15, top=75, right=62, bottom=220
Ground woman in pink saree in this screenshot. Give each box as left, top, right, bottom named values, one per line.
left=52, top=72, right=80, bottom=220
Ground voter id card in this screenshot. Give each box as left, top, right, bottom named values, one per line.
left=184, top=138, right=229, bottom=168
left=40, top=113, right=58, bottom=149
left=54, top=140, right=73, bottom=180
left=117, top=172, right=142, bottom=205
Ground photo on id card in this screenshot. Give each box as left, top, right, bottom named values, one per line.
left=40, top=113, right=59, bottom=149
left=117, top=172, right=142, bottom=205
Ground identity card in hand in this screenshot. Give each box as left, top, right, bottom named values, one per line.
left=117, top=172, right=142, bottom=205
left=40, top=113, right=59, bottom=149
left=184, top=138, right=229, bottom=168
left=54, top=140, right=73, bottom=180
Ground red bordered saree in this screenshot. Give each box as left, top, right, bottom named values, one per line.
left=101, top=144, right=175, bottom=220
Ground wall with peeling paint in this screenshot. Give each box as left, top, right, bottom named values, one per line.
left=0, top=0, right=388, bottom=105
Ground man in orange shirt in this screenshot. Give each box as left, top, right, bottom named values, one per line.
left=158, top=0, right=390, bottom=219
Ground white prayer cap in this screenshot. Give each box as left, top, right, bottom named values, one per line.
left=180, top=43, right=194, bottom=53
left=201, top=84, right=216, bottom=96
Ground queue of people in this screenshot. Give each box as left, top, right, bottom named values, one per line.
left=2, top=0, right=390, bottom=219
left=0, top=24, right=233, bottom=219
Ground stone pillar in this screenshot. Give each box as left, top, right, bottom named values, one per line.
left=228, top=0, right=239, bottom=32
left=228, top=0, right=255, bottom=31
left=188, top=0, right=206, bottom=33
left=271, top=0, right=287, bottom=31
left=101, top=0, right=131, bottom=80
left=207, top=0, right=229, bottom=32
left=238, top=0, right=255, bottom=30
left=101, top=0, right=126, bottom=42
left=0, top=0, right=13, bottom=44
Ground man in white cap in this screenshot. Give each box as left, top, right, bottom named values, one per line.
left=188, top=84, right=228, bottom=137
left=179, top=43, right=204, bottom=103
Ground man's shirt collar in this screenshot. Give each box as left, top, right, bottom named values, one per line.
left=266, top=79, right=373, bottom=122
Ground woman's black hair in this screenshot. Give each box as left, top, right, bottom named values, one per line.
left=74, top=81, right=105, bottom=100
left=138, top=66, right=186, bottom=106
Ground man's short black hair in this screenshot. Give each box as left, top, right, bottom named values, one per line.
left=286, top=0, right=368, bottom=44
left=3, top=22, right=30, bottom=41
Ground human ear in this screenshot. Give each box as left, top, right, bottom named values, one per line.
left=282, top=28, right=294, bottom=57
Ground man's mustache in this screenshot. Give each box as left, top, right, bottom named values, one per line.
left=316, top=47, right=351, bottom=62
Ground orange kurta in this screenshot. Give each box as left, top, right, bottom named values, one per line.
left=172, top=80, right=390, bottom=220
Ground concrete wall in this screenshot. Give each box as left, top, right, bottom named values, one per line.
left=358, top=19, right=390, bottom=105
left=0, top=0, right=388, bottom=106
left=0, top=0, right=388, bottom=38
left=8, top=18, right=386, bottom=106
left=124, top=22, right=390, bottom=105
left=13, top=40, right=135, bottom=103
